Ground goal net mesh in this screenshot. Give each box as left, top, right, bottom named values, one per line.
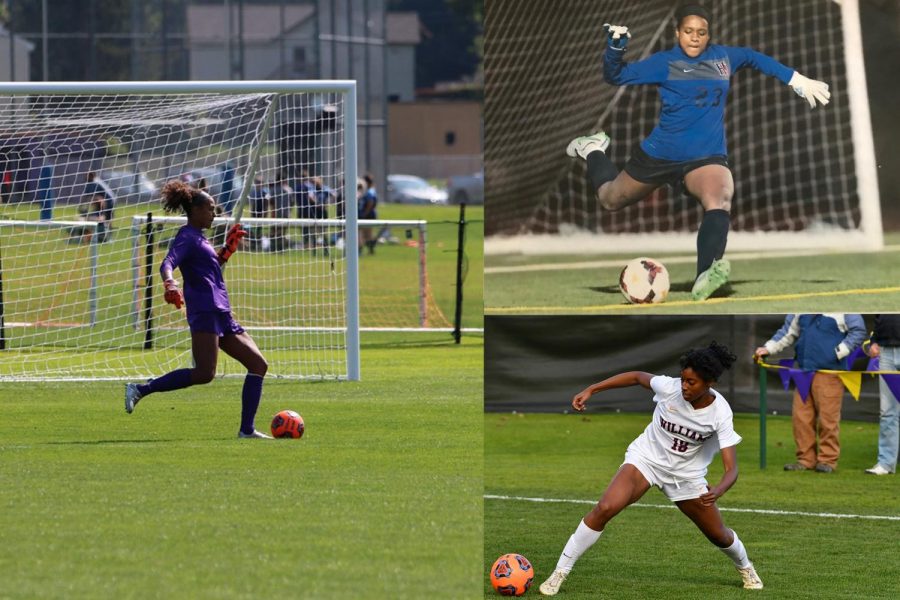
left=0, top=86, right=357, bottom=381
left=485, top=0, right=863, bottom=243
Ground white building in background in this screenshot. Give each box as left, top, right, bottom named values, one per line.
left=185, top=4, right=419, bottom=94
left=0, top=25, right=34, bottom=81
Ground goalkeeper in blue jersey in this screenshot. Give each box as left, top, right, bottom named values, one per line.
left=566, top=4, right=830, bottom=301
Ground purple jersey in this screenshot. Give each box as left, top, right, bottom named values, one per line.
left=161, top=224, right=231, bottom=316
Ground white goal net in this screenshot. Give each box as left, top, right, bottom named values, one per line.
left=484, top=0, right=881, bottom=254
left=0, top=80, right=359, bottom=381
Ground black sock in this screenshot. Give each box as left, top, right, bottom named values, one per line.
left=586, top=151, right=618, bottom=192
left=696, top=209, right=730, bottom=277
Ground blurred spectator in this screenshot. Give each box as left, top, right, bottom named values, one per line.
left=754, top=314, right=866, bottom=473
left=862, top=315, right=900, bottom=475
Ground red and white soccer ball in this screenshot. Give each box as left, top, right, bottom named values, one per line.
left=490, top=553, right=534, bottom=596
left=619, top=257, right=670, bottom=304
left=271, top=410, right=305, bottom=439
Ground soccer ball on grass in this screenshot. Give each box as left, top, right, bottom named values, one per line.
left=490, top=553, right=534, bottom=596
left=271, top=410, right=305, bottom=438
left=618, top=257, right=670, bottom=304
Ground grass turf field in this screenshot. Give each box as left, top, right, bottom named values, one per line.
left=484, top=234, right=900, bottom=314
left=0, top=333, right=483, bottom=599
left=484, top=412, right=900, bottom=599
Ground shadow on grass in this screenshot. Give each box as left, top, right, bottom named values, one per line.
left=42, top=438, right=185, bottom=445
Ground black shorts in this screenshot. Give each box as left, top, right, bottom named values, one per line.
left=624, top=144, right=730, bottom=186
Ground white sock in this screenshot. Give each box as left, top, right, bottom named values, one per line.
left=555, top=519, right=603, bottom=574
left=720, top=529, right=751, bottom=568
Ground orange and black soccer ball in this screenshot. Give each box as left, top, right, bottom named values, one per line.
left=271, top=410, right=305, bottom=438
left=490, top=553, right=533, bottom=596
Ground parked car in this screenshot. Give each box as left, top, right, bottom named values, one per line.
left=100, top=169, right=158, bottom=204
left=386, top=174, right=448, bottom=205
left=447, top=171, right=483, bottom=205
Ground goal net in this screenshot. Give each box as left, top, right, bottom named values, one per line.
left=0, top=80, right=359, bottom=382
left=484, top=0, right=881, bottom=254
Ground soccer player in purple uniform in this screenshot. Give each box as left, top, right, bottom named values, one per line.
left=125, top=180, right=272, bottom=439
left=539, top=342, right=763, bottom=595
left=566, top=4, right=830, bottom=301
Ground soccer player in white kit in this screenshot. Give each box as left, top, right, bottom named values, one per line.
left=539, top=341, right=763, bottom=595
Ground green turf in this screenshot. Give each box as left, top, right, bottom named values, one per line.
left=484, top=412, right=900, bottom=599
left=485, top=234, right=900, bottom=314
left=0, top=334, right=483, bottom=599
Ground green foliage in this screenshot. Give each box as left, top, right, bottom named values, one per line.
left=485, top=412, right=900, bottom=599
left=0, top=336, right=483, bottom=599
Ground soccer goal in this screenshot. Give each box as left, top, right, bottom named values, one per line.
left=0, top=80, right=359, bottom=382
left=484, top=0, right=882, bottom=254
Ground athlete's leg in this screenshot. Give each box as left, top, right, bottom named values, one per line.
left=568, top=133, right=660, bottom=212
left=132, top=331, right=218, bottom=398
left=541, top=464, right=650, bottom=596
left=584, top=463, right=652, bottom=530
left=220, top=332, right=269, bottom=435
left=684, top=164, right=734, bottom=299
left=596, top=171, right=660, bottom=212
left=676, top=497, right=763, bottom=589
left=684, top=164, right=733, bottom=275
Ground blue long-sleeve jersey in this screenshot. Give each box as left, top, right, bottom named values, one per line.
left=604, top=43, right=794, bottom=161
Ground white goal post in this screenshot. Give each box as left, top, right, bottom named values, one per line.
left=0, top=80, right=359, bottom=382
left=484, top=0, right=883, bottom=255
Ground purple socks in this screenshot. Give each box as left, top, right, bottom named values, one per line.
left=240, top=373, right=264, bottom=434
left=137, top=368, right=193, bottom=397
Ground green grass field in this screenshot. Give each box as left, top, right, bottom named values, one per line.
left=484, top=412, right=900, bottom=599
left=485, top=235, right=900, bottom=314
left=0, top=333, right=483, bottom=599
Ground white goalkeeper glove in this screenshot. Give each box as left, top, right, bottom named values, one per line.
left=603, top=23, right=631, bottom=51
left=788, top=71, right=830, bottom=109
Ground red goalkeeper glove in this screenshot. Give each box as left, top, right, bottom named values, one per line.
left=163, top=278, right=184, bottom=309
left=218, top=223, right=247, bottom=264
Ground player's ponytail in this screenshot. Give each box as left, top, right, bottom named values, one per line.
left=679, top=340, right=736, bottom=382
left=161, top=180, right=203, bottom=215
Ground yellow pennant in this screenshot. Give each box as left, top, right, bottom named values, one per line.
left=837, top=372, right=862, bottom=401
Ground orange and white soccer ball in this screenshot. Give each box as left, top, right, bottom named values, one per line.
left=618, top=257, right=670, bottom=304
left=490, top=553, right=534, bottom=596
left=271, top=410, right=305, bottom=438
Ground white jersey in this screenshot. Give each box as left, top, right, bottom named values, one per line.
left=625, top=375, right=742, bottom=481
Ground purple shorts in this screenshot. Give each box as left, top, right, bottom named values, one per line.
left=188, top=311, right=245, bottom=337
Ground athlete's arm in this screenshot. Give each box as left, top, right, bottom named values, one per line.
left=726, top=46, right=829, bottom=108
left=603, top=43, right=668, bottom=86
left=700, top=444, right=738, bottom=506
left=572, top=371, right=654, bottom=411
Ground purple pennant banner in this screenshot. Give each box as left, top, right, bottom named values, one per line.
left=791, top=369, right=815, bottom=403
left=882, top=374, right=900, bottom=403
left=778, top=359, right=794, bottom=390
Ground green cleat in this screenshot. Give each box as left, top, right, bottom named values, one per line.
left=691, top=258, right=731, bottom=301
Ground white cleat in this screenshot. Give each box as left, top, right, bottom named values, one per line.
left=125, top=383, right=142, bottom=414
left=566, top=131, right=611, bottom=159
left=238, top=429, right=274, bottom=439
left=737, top=563, right=763, bottom=590
left=539, top=569, right=568, bottom=596
left=864, top=464, right=893, bottom=475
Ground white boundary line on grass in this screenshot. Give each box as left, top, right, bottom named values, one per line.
left=484, top=494, right=900, bottom=522
left=485, top=244, right=900, bottom=275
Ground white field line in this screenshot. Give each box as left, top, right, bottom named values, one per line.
left=485, top=244, right=900, bottom=275
left=484, top=494, right=900, bottom=522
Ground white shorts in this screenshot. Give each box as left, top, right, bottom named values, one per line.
left=623, top=449, right=709, bottom=502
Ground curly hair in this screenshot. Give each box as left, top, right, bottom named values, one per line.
left=679, top=341, right=736, bottom=382
left=675, top=4, right=712, bottom=30
left=161, top=180, right=208, bottom=215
